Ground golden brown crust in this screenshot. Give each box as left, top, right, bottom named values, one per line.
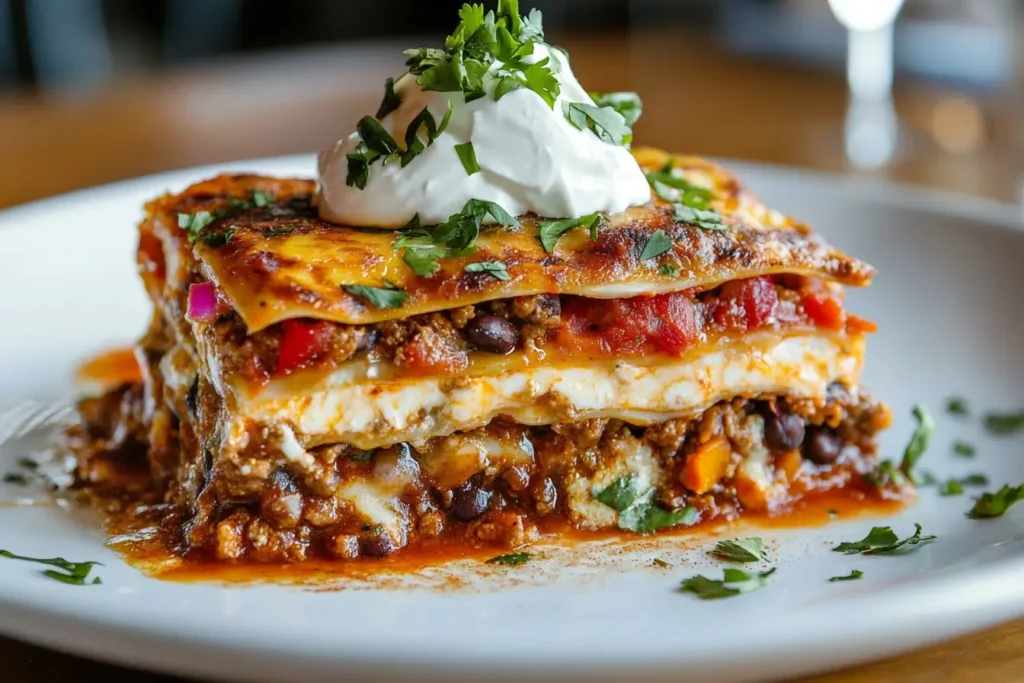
left=143, top=151, right=875, bottom=332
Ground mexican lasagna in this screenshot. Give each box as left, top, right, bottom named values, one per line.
left=66, top=148, right=891, bottom=563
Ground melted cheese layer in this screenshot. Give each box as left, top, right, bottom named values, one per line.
left=230, top=332, right=864, bottom=451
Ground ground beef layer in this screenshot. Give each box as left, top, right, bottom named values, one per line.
left=65, top=382, right=891, bottom=563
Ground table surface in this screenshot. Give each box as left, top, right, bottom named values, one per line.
left=0, top=32, right=1021, bottom=683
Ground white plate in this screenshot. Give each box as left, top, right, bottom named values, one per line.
left=1, top=157, right=1023, bottom=683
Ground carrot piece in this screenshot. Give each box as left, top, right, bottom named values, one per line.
left=681, top=437, right=733, bottom=494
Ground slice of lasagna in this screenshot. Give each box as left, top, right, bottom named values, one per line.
left=67, top=148, right=891, bottom=562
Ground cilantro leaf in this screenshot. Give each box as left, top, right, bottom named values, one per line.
left=455, top=141, right=481, bottom=175
left=953, top=441, right=976, bottom=458
left=617, top=492, right=698, bottom=533
left=465, top=260, right=510, bottom=281
left=594, top=475, right=642, bottom=512
left=862, top=460, right=908, bottom=489
left=517, top=58, right=560, bottom=108
left=397, top=199, right=518, bottom=276
left=679, top=567, right=775, bottom=600
left=265, top=226, right=296, bottom=238
left=590, top=91, right=643, bottom=126
left=938, top=474, right=990, bottom=497
left=520, top=8, right=545, bottom=41
left=639, top=229, right=673, bottom=261
left=376, top=77, right=402, bottom=119
left=658, top=263, right=680, bottom=277
left=967, top=484, right=1024, bottom=519
left=674, top=204, right=727, bottom=231
left=899, top=404, right=935, bottom=484
left=537, top=212, right=604, bottom=252
left=1, top=550, right=103, bottom=586
left=198, top=226, right=236, bottom=248
left=829, top=569, right=863, bottom=582
left=494, top=75, right=525, bottom=101
left=946, top=396, right=969, bottom=417
left=984, top=412, right=1024, bottom=436
left=341, top=281, right=410, bottom=310
left=251, top=188, right=275, bottom=208
left=461, top=198, right=520, bottom=228
left=486, top=552, right=531, bottom=566
left=177, top=211, right=216, bottom=243
left=563, top=101, right=632, bottom=145
left=711, top=537, right=768, bottom=563
left=356, top=115, right=399, bottom=157
left=833, top=523, right=936, bottom=555
left=398, top=236, right=449, bottom=278
left=646, top=164, right=715, bottom=210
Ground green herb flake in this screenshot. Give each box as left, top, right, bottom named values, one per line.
left=594, top=475, right=642, bottom=512
left=983, top=412, right=1024, bottom=436
left=652, top=558, right=673, bottom=569
left=589, top=91, right=643, bottom=126
left=465, top=260, right=510, bottom=281
left=639, top=229, right=673, bottom=262
left=0, top=550, right=103, bottom=586
left=899, top=405, right=935, bottom=484
left=563, top=101, right=633, bottom=145
left=375, top=77, right=402, bottom=120
left=250, top=188, right=275, bottom=208
left=967, top=484, right=1024, bottom=519
left=618, top=494, right=698, bottom=534
left=177, top=211, right=216, bottom=243
left=3, top=473, right=28, bottom=485
left=199, top=226, right=236, bottom=248
left=455, top=141, right=481, bottom=175
left=341, top=281, right=410, bottom=310
left=658, top=263, right=680, bottom=277
left=674, top=204, right=727, bottom=231
left=486, top=552, right=531, bottom=566
left=946, top=397, right=970, bottom=417
left=264, top=226, right=296, bottom=238
left=829, top=569, right=863, bottom=582
left=953, top=441, right=976, bottom=458
left=833, top=523, right=936, bottom=556
left=679, top=567, right=776, bottom=600
left=938, top=474, right=988, bottom=497
left=711, top=537, right=768, bottom=563
left=537, top=212, right=605, bottom=253
left=397, top=198, right=519, bottom=276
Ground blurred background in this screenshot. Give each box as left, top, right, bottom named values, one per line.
left=0, top=0, right=1021, bottom=210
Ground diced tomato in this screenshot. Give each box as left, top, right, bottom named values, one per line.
left=713, top=276, right=778, bottom=331
left=275, top=319, right=335, bottom=375
left=802, top=290, right=846, bottom=330
left=557, top=292, right=698, bottom=357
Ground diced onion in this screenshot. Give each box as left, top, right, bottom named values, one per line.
left=187, top=282, right=220, bottom=322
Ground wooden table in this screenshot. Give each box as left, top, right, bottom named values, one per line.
left=0, top=32, right=1020, bottom=682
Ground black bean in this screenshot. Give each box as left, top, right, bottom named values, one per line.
left=185, top=378, right=200, bottom=418
left=764, top=412, right=805, bottom=452
left=450, top=480, right=493, bottom=521
left=804, top=428, right=843, bottom=465
left=464, top=314, right=518, bottom=354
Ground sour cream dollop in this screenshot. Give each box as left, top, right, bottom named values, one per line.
left=316, top=43, right=651, bottom=227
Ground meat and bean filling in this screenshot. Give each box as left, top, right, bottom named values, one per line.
left=67, top=383, right=891, bottom=563
left=205, top=274, right=860, bottom=384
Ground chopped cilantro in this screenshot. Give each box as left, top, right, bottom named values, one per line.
left=899, top=405, right=935, bottom=484
left=594, top=477, right=697, bottom=533
left=198, top=226, right=236, bottom=248
left=177, top=211, right=216, bottom=243
left=658, top=263, right=680, bottom=277
left=594, top=475, right=641, bottom=511
left=250, top=188, right=275, bottom=208
left=953, top=441, right=976, bottom=458
left=674, top=204, right=727, bottom=231
left=375, top=77, right=402, bottom=119
left=938, top=474, right=989, bottom=497
left=3, top=473, right=27, bottom=485
left=465, top=260, right=510, bottom=281
left=0, top=550, right=102, bottom=586
left=341, top=281, right=410, bottom=310
left=833, top=523, right=936, bottom=555
left=711, top=537, right=768, bottom=563
left=589, top=91, right=643, bottom=126
left=639, top=229, right=673, bottom=261
left=679, top=567, right=775, bottom=600
left=455, top=141, right=481, bottom=175
left=829, top=569, right=863, bottom=582
left=563, top=101, right=633, bottom=145
left=487, top=552, right=531, bottom=566
left=397, top=199, right=519, bottom=276
left=537, top=212, right=605, bottom=253
left=984, top=411, right=1024, bottom=436
left=967, top=484, right=1024, bottom=519
left=264, top=226, right=296, bottom=238
left=946, top=397, right=970, bottom=417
